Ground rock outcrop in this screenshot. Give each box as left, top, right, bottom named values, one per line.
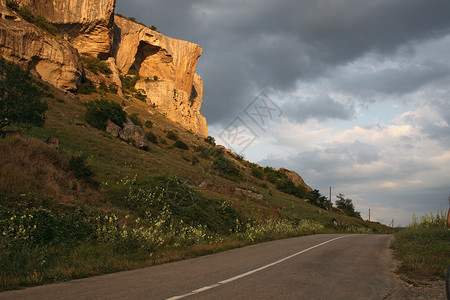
left=0, top=0, right=209, bottom=136
left=0, top=3, right=83, bottom=90
left=19, top=0, right=115, bottom=59
left=106, top=119, right=149, bottom=150
left=113, top=16, right=208, bottom=136
left=280, top=168, right=313, bottom=192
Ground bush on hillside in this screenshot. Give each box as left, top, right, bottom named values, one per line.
left=146, top=131, right=158, bottom=144
left=212, top=156, right=240, bottom=177
left=166, top=130, right=178, bottom=141
left=173, top=140, right=189, bottom=150
left=276, top=179, right=308, bottom=199
left=84, top=99, right=126, bottom=130
left=0, top=57, right=48, bottom=130
left=81, top=56, right=112, bottom=75
left=77, top=78, right=97, bottom=95
left=204, top=136, right=216, bottom=146
left=144, top=120, right=153, bottom=128
left=128, top=113, right=142, bottom=127
left=69, top=155, right=95, bottom=184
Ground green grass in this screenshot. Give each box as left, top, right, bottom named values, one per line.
left=392, top=211, right=450, bottom=284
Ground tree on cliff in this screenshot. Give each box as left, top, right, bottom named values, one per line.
left=0, top=57, right=48, bottom=130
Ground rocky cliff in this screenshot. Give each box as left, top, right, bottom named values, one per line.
left=0, top=1, right=83, bottom=90
left=0, top=0, right=208, bottom=136
left=19, top=0, right=115, bottom=59
left=113, top=16, right=208, bottom=136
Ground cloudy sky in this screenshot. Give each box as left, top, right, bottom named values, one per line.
left=116, top=0, right=450, bottom=226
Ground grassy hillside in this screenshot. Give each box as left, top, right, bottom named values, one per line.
left=0, top=65, right=394, bottom=290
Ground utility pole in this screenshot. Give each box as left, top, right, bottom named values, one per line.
left=245, top=161, right=249, bottom=201
left=369, top=209, right=371, bottom=222
left=329, top=186, right=332, bottom=212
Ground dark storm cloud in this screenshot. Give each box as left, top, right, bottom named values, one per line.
left=282, top=94, right=355, bottom=123
left=115, top=0, right=450, bottom=125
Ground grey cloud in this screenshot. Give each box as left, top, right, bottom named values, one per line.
left=282, top=95, right=355, bottom=123
left=116, top=0, right=450, bottom=125
left=333, top=61, right=450, bottom=98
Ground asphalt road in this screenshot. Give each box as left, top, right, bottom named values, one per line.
left=1, top=234, right=401, bottom=300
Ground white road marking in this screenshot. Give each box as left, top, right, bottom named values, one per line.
left=166, top=235, right=350, bottom=299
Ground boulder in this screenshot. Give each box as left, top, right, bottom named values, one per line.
left=118, top=118, right=149, bottom=150
left=105, top=120, right=120, bottom=137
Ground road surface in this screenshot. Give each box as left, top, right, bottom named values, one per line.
left=1, top=234, right=407, bottom=299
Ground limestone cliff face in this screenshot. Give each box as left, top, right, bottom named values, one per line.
left=113, top=16, right=208, bottom=136
left=0, top=4, right=83, bottom=90
left=19, top=0, right=115, bottom=59
left=0, top=0, right=208, bottom=136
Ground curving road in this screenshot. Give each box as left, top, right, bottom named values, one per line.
left=1, top=234, right=406, bottom=299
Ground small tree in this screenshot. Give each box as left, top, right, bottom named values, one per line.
left=307, top=189, right=332, bottom=210
left=0, top=58, right=48, bottom=130
left=335, top=193, right=361, bottom=218
left=84, top=99, right=126, bottom=130
left=204, top=136, right=216, bottom=146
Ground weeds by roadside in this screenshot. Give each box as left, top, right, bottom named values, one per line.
left=392, top=210, right=450, bottom=285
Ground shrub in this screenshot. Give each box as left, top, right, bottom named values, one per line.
left=6, top=0, right=19, bottom=12
left=146, top=132, right=158, bottom=144
left=0, top=57, right=48, bottom=129
left=251, top=166, right=264, bottom=180
left=120, top=74, right=140, bottom=91
left=134, top=91, right=147, bottom=102
left=81, top=57, right=112, bottom=75
left=174, top=140, right=189, bottom=150
left=77, top=79, right=96, bottom=94
left=99, top=81, right=108, bottom=92
left=212, top=156, right=240, bottom=177
left=84, top=99, right=126, bottom=130
left=13, top=5, right=57, bottom=36
left=128, top=113, right=142, bottom=127
left=276, top=179, right=307, bottom=199
left=109, top=83, right=118, bottom=94
left=204, top=136, right=216, bottom=146
left=166, top=131, right=178, bottom=141
left=69, top=155, right=94, bottom=182
left=144, top=120, right=153, bottom=128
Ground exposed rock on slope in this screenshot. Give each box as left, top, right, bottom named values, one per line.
left=0, top=4, right=83, bottom=90
left=19, top=0, right=115, bottom=59
left=113, top=16, right=208, bottom=137
left=280, top=168, right=313, bottom=192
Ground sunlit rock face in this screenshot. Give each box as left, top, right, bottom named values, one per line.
left=19, top=0, right=116, bottom=59
left=114, top=16, right=208, bottom=136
